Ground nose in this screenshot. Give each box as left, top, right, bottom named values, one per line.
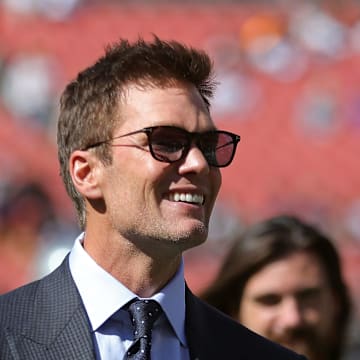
left=278, top=298, right=303, bottom=329
left=178, top=143, right=210, bottom=175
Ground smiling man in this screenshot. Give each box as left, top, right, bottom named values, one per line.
left=0, top=37, right=307, bottom=360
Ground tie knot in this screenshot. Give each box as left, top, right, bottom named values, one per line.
left=128, top=299, right=162, bottom=339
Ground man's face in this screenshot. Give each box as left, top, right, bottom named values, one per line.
left=95, top=83, right=221, bottom=256
left=238, top=251, right=338, bottom=360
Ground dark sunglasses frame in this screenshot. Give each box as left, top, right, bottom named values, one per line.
left=84, top=126, right=240, bottom=168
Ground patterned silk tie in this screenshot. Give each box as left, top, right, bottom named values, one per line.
left=124, top=299, right=162, bottom=360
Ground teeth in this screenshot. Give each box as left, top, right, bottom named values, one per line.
left=169, top=192, right=204, bottom=205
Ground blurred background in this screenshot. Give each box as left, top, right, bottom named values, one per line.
left=0, top=0, right=359, bottom=352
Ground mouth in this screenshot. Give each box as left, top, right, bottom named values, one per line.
left=167, top=192, right=205, bottom=205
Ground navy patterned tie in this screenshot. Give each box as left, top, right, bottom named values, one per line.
left=124, top=299, right=162, bottom=360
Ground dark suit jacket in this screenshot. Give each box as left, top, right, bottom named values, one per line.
left=0, top=256, right=306, bottom=359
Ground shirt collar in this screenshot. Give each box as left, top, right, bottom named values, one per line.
left=69, top=233, right=187, bottom=346
left=151, top=256, right=187, bottom=346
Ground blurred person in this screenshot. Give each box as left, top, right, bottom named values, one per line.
left=202, top=215, right=352, bottom=360
left=0, top=182, right=55, bottom=293
left=0, top=37, right=306, bottom=359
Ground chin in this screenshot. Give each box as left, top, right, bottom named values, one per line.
left=170, top=224, right=208, bottom=249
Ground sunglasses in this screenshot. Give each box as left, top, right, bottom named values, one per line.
left=84, top=126, right=240, bottom=168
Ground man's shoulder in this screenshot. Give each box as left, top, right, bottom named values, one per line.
left=0, top=278, right=42, bottom=324
left=0, top=256, right=95, bottom=359
left=0, top=256, right=72, bottom=327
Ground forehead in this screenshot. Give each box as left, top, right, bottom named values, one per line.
left=244, top=251, right=330, bottom=295
left=115, top=82, right=213, bottom=132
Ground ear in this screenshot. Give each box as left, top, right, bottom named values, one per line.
left=69, top=150, right=103, bottom=200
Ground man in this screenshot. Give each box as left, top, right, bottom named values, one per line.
left=202, top=215, right=352, bottom=360
left=0, top=37, right=306, bottom=359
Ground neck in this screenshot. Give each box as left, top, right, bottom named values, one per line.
left=82, top=228, right=182, bottom=298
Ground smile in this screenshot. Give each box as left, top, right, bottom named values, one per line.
left=168, top=192, right=204, bottom=205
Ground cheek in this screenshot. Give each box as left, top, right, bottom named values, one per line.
left=302, top=306, right=322, bottom=325
left=239, top=301, right=274, bottom=334
left=104, top=164, right=143, bottom=210
left=213, top=169, right=222, bottom=190
left=208, top=170, right=221, bottom=205
left=111, top=156, right=158, bottom=193
left=305, top=297, right=337, bottom=333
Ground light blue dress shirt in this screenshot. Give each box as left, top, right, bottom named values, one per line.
left=69, top=233, right=190, bottom=360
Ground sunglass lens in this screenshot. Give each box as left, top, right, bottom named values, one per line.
left=150, top=127, right=187, bottom=162
left=200, top=132, right=235, bottom=167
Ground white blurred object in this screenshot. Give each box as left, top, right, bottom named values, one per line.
left=246, top=37, right=308, bottom=82
left=290, top=5, right=348, bottom=58
left=344, top=200, right=360, bottom=242
left=239, top=12, right=308, bottom=81
left=47, top=247, right=71, bottom=273
left=212, top=70, right=262, bottom=117
left=36, top=0, right=80, bottom=21
left=2, top=0, right=80, bottom=20
left=34, top=223, right=77, bottom=278
left=2, top=0, right=35, bottom=15
left=0, top=54, right=57, bottom=126
left=294, top=86, right=339, bottom=138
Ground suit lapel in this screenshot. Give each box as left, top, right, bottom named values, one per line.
left=8, top=256, right=96, bottom=360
